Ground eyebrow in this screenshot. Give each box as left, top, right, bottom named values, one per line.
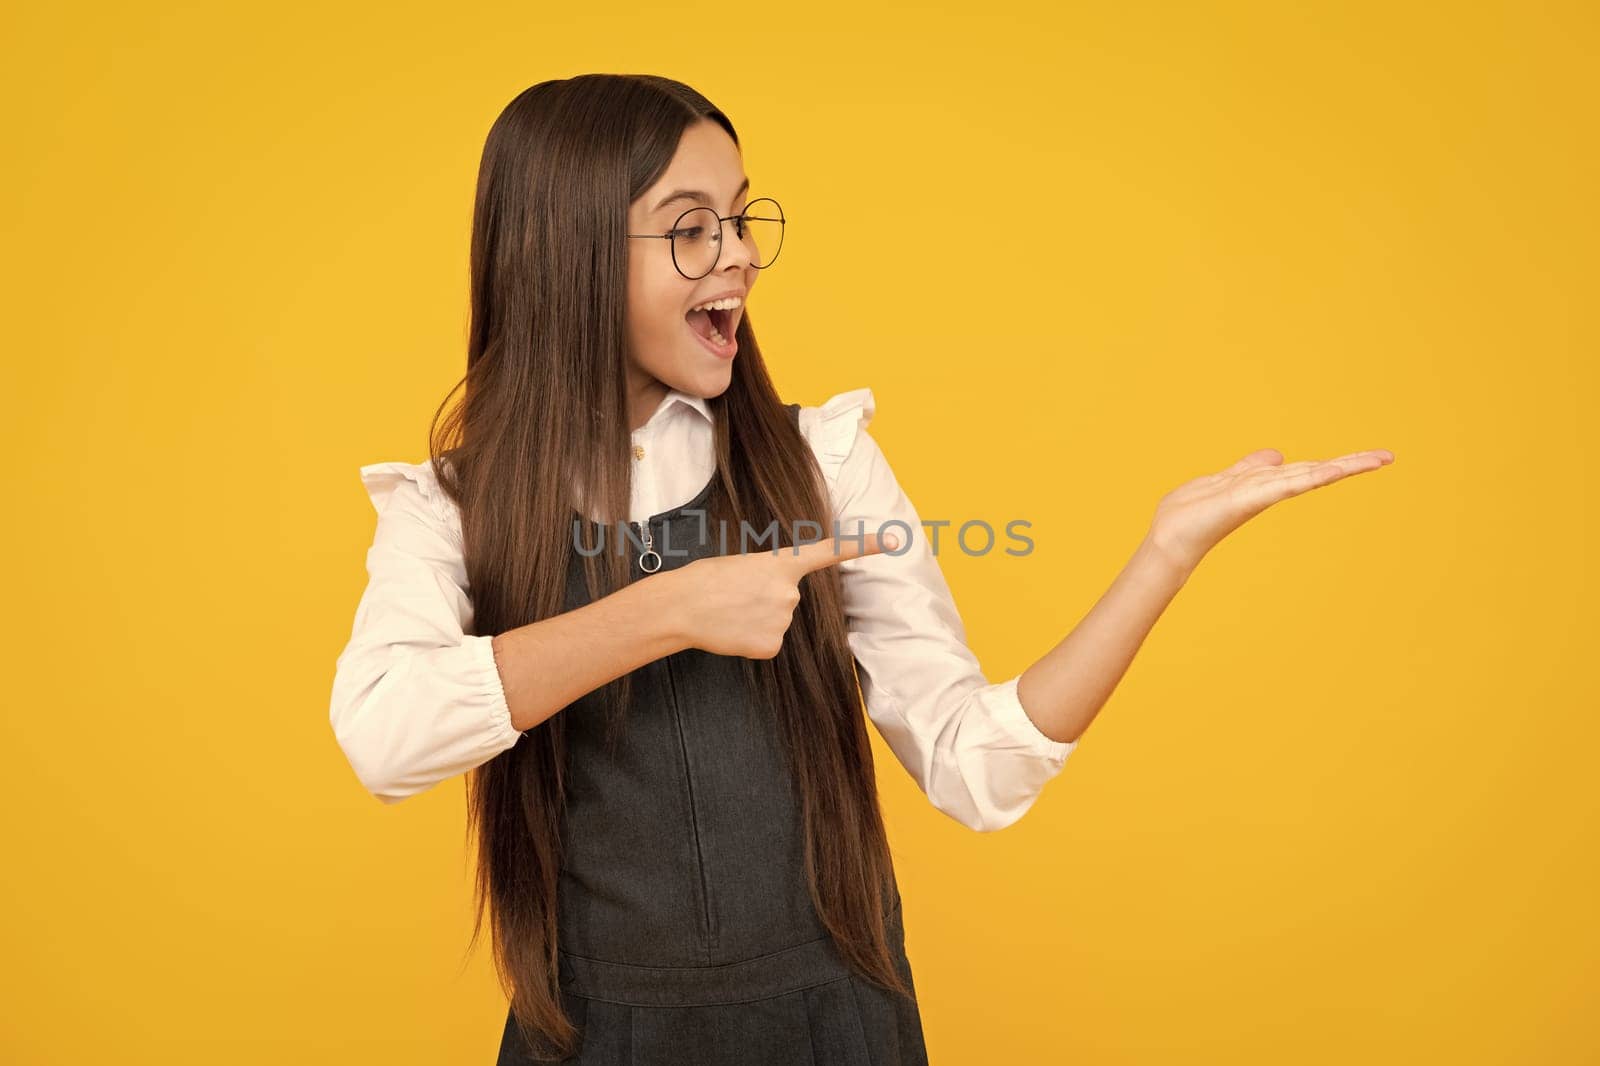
left=653, top=176, right=751, bottom=215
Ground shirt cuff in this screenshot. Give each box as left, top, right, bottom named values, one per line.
left=982, top=675, right=1077, bottom=763
left=467, top=633, right=519, bottom=742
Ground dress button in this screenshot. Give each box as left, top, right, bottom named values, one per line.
left=633, top=444, right=645, bottom=460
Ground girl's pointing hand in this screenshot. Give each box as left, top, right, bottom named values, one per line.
left=1145, top=447, right=1396, bottom=575
left=665, top=529, right=898, bottom=660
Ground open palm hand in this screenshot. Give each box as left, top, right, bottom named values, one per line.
left=1147, top=446, right=1396, bottom=574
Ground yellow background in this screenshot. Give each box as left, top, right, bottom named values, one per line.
left=3, top=1, right=1594, bottom=1062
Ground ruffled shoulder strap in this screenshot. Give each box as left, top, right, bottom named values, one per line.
left=357, top=458, right=459, bottom=527
left=796, top=386, right=875, bottom=488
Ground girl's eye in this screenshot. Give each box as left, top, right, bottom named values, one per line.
left=673, top=226, right=704, bottom=241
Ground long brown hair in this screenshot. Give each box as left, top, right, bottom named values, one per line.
left=424, top=74, right=907, bottom=1060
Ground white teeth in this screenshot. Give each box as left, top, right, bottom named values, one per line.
left=690, top=296, right=742, bottom=312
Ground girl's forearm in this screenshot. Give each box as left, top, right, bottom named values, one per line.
left=491, top=569, right=690, bottom=732
left=1015, top=532, right=1195, bottom=744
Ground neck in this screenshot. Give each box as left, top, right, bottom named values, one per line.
left=626, top=372, right=669, bottom=433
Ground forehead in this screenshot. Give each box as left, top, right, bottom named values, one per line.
left=639, top=121, right=749, bottom=216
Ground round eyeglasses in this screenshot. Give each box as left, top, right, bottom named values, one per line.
left=626, top=197, right=785, bottom=281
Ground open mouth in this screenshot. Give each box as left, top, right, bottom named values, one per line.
left=685, top=304, right=736, bottom=346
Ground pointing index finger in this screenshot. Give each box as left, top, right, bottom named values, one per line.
left=783, top=527, right=900, bottom=575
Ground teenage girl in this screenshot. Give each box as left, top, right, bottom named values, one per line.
left=328, top=74, right=1394, bottom=1064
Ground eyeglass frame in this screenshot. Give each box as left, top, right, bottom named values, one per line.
left=625, top=196, right=785, bottom=280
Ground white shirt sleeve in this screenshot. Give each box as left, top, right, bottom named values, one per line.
left=328, top=460, right=521, bottom=804
left=798, top=388, right=1078, bottom=832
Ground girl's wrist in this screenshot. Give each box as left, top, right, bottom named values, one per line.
left=630, top=564, right=695, bottom=657
left=1136, top=528, right=1200, bottom=588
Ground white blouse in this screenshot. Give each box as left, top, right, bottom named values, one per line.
left=330, top=387, right=1077, bottom=831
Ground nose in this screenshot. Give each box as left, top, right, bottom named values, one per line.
left=715, top=214, right=756, bottom=277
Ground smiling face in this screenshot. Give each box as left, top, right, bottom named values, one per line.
left=624, top=119, right=758, bottom=430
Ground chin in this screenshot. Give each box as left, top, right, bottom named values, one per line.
left=681, top=366, right=734, bottom=398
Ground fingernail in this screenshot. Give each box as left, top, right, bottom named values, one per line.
left=884, top=531, right=900, bottom=550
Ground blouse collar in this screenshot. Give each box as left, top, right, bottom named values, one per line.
left=666, top=387, right=712, bottom=422
left=637, top=387, right=712, bottom=432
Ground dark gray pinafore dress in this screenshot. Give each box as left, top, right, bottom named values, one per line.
left=496, top=404, right=929, bottom=1065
